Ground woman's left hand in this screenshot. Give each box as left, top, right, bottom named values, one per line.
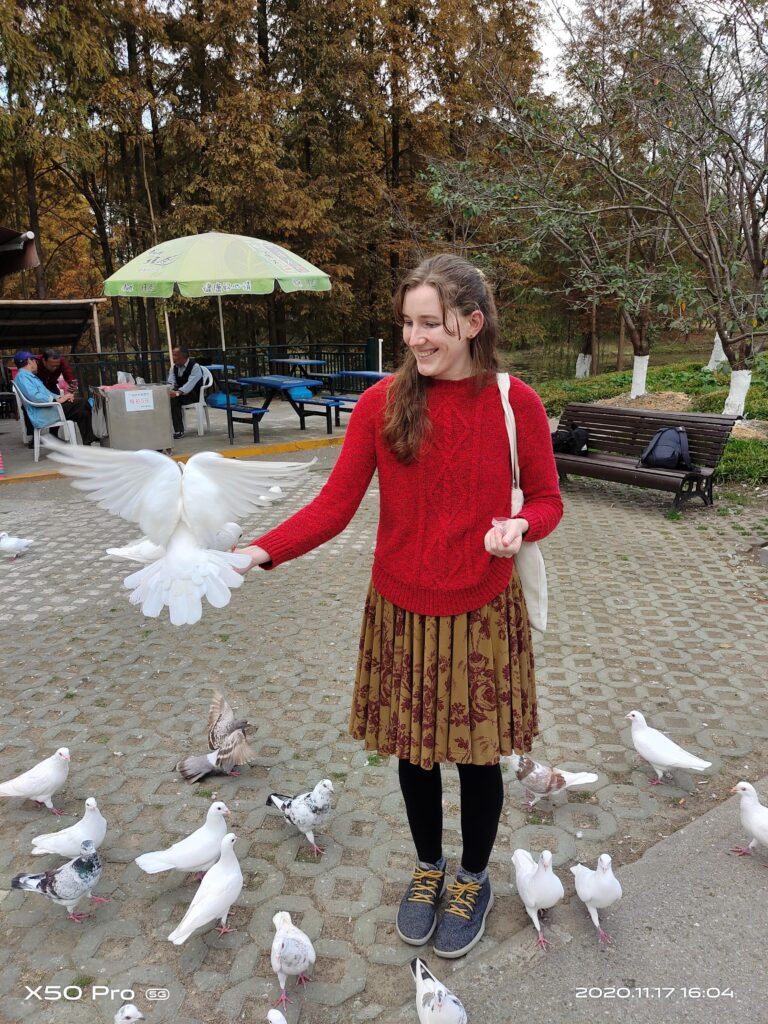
left=484, top=517, right=529, bottom=557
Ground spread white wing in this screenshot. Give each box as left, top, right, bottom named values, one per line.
left=44, top=437, right=182, bottom=546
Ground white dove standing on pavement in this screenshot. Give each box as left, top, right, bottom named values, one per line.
left=11, top=839, right=105, bottom=921
left=115, top=1006, right=145, bottom=1023
left=0, top=531, right=34, bottom=558
left=43, top=436, right=314, bottom=625
left=512, top=848, right=564, bottom=949
left=625, top=710, right=712, bottom=784
left=267, top=1012, right=287, bottom=1024
left=271, top=910, right=316, bottom=1008
left=410, top=957, right=467, bottom=1024
left=135, top=800, right=230, bottom=877
left=106, top=522, right=244, bottom=564
left=167, top=832, right=243, bottom=944
left=0, top=746, right=70, bottom=814
left=729, top=781, right=768, bottom=859
left=571, top=853, right=623, bottom=943
left=267, top=779, right=334, bottom=857
left=31, top=796, right=107, bottom=856
left=503, top=753, right=598, bottom=808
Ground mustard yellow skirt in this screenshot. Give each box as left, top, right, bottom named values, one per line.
left=349, top=571, right=537, bottom=769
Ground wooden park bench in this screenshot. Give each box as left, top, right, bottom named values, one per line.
left=553, top=402, right=738, bottom=509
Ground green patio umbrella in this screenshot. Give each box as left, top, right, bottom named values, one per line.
left=103, top=231, right=332, bottom=442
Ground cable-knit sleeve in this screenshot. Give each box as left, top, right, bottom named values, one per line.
left=509, top=377, right=563, bottom=542
left=249, top=385, right=381, bottom=568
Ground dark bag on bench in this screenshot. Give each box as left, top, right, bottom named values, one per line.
left=638, top=426, right=694, bottom=470
left=552, top=424, right=590, bottom=455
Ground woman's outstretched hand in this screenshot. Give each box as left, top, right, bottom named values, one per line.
left=234, top=544, right=271, bottom=574
left=484, top=517, right=529, bottom=557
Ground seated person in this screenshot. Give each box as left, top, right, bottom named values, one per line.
left=167, top=345, right=204, bottom=439
left=13, top=351, right=96, bottom=446
left=34, top=348, right=78, bottom=394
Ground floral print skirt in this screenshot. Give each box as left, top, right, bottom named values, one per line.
left=349, top=571, right=537, bottom=769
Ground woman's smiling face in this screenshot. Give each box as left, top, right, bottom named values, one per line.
left=401, top=284, right=482, bottom=380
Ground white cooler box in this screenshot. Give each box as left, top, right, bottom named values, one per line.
left=91, top=384, right=173, bottom=450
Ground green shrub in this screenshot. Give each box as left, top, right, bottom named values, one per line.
left=715, top=439, right=768, bottom=482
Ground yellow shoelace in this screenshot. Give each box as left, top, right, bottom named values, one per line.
left=406, top=867, right=444, bottom=904
left=443, top=879, right=481, bottom=920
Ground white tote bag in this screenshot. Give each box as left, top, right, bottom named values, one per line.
left=496, top=373, right=548, bottom=632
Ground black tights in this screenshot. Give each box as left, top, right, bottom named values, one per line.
left=398, top=759, right=504, bottom=874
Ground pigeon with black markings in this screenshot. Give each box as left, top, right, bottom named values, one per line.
left=271, top=910, right=316, bottom=1008
left=503, top=753, right=598, bottom=808
left=267, top=779, right=334, bottom=856
left=11, top=839, right=104, bottom=921
left=135, top=801, right=230, bottom=876
left=167, top=832, right=243, bottom=944
left=512, top=848, right=564, bottom=949
left=115, top=1006, right=144, bottom=1023
left=0, top=531, right=34, bottom=558
left=31, top=796, right=106, bottom=856
left=0, top=746, right=70, bottom=814
left=730, top=781, right=768, bottom=859
left=410, top=958, right=467, bottom=1024
left=625, top=710, right=711, bottom=784
left=571, top=853, right=623, bottom=943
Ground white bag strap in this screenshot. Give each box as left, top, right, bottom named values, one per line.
left=497, top=372, right=520, bottom=490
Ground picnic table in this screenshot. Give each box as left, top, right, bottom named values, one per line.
left=268, top=358, right=327, bottom=377
left=234, top=374, right=339, bottom=434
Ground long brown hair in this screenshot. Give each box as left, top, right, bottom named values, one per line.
left=383, top=254, right=501, bottom=463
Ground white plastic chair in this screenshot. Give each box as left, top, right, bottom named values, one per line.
left=12, top=382, right=78, bottom=462
left=182, top=366, right=214, bottom=436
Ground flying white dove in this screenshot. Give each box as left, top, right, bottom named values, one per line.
left=115, top=1006, right=144, bottom=1023
left=625, top=710, right=712, bottom=784
left=571, top=853, right=623, bottom=943
left=512, top=848, right=564, bottom=949
left=167, top=832, right=243, bottom=944
left=267, top=779, right=334, bottom=856
left=106, top=522, right=244, bottom=564
left=0, top=531, right=34, bottom=558
left=503, top=753, right=598, bottom=808
left=135, top=800, right=230, bottom=877
left=267, top=1012, right=287, bottom=1024
left=730, top=781, right=768, bottom=860
left=11, top=839, right=105, bottom=921
left=43, top=436, right=314, bottom=624
left=31, top=796, right=107, bottom=857
left=0, top=746, right=70, bottom=814
left=410, top=957, right=467, bottom=1024
left=271, top=910, right=316, bottom=1008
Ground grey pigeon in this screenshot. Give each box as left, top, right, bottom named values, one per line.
left=410, top=957, right=467, bottom=1024
left=207, top=691, right=249, bottom=750
left=0, top=531, right=34, bottom=558
left=571, top=853, right=623, bottom=942
left=267, top=778, right=334, bottom=856
left=11, top=839, right=105, bottom=921
left=115, top=1006, right=144, bottom=1023
left=503, top=753, right=597, bottom=808
left=271, top=910, right=316, bottom=1008
left=177, top=729, right=254, bottom=783
left=0, top=746, right=70, bottom=814
left=31, top=796, right=107, bottom=856
left=626, top=710, right=711, bottom=783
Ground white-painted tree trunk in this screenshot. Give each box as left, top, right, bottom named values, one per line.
left=575, top=353, right=591, bottom=378
left=723, top=369, right=751, bottom=417
left=704, top=333, right=726, bottom=371
left=630, top=354, right=649, bottom=398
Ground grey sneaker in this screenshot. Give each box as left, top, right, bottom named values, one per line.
left=433, top=875, right=493, bottom=958
left=396, top=864, right=447, bottom=945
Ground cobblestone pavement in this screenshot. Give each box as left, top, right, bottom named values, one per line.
left=0, top=454, right=766, bottom=1024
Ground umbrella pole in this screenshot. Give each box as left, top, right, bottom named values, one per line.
left=218, top=294, right=234, bottom=444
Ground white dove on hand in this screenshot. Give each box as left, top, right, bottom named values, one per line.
left=44, top=436, right=314, bottom=624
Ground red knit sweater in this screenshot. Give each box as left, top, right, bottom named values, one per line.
left=254, top=373, right=563, bottom=615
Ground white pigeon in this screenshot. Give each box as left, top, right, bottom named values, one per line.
left=512, top=848, right=564, bottom=949
left=167, top=832, right=243, bottom=944
left=571, top=853, right=623, bottom=943
left=625, top=710, right=712, bottom=784
left=106, top=522, right=244, bottom=564
left=115, top=1006, right=144, bottom=1023
left=135, top=800, right=230, bottom=876
left=271, top=910, right=316, bottom=1008
left=0, top=531, right=34, bottom=558
left=267, top=1013, right=287, bottom=1024
left=503, top=753, right=598, bottom=808
left=410, top=957, right=467, bottom=1024
left=267, top=778, right=334, bottom=856
left=730, top=781, right=768, bottom=859
left=43, top=436, right=314, bottom=624
left=0, top=746, right=70, bottom=814
left=31, top=796, right=107, bottom=856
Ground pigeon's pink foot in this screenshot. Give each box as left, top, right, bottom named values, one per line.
left=310, top=843, right=325, bottom=858
left=215, top=924, right=235, bottom=935
left=730, top=845, right=753, bottom=856
left=648, top=777, right=665, bottom=785
left=89, top=895, right=109, bottom=904
left=535, top=933, right=551, bottom=950
left=227, top=769, right=241, bottom=776
left=297, top=973, right=312, bottom=987
left=597, top=928, right=612, bottom=943
left=193, top=871, right=206, bottom=881
left=276, top=990, right=291, bottom=1008
left=67, top=912, right=87, bottom=923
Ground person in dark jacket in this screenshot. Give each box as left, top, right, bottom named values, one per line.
left=167, top=345, right=204, bottom=438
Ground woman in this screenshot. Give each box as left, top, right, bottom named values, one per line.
left=240, top=254, right=563, bottom=958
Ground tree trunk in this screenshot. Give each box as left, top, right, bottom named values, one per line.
left=590, top=295, right=599, bottom=375
left=23, top=155, right=47, bottom=298
left=704, top=333, right=726, bottom=371
left=723, top=370, right=750, bottom=417
left=630, top=355, right=650, bottom=399
left=616, top=311, right=625, bottom=371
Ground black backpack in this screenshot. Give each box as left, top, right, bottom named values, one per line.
left=638, top=426, right=694, bottom=471
left=552, top=423, right=590, bottom=455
